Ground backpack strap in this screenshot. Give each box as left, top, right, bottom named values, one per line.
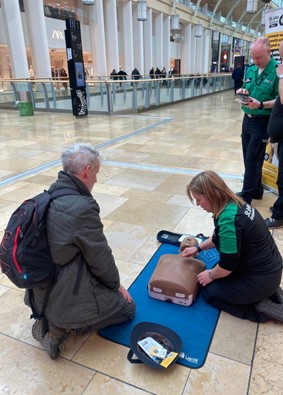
left=30, top=188, right=82, bottom=320
left=29, top=279, right=55, bottom=320
left=29, top=255, right=84, bottom=320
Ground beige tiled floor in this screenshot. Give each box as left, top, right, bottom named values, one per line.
left=0, top=91, right=282, bottom=394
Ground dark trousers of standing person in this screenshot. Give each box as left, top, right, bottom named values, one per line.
left=234, top=79, right=242, bottom=94
left=240, top=114, right=270, bottom=203
left=201, top=270, right=282, bottom=322
left=271, top=141, right=283, bottom=220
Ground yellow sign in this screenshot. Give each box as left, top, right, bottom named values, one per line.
left=262, top=143, right=279, bottom=192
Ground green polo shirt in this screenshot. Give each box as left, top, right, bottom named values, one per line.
left=242, top=57, right=278, bottom=116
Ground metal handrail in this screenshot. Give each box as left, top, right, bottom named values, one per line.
left=0, top=73, right=233, bottom=114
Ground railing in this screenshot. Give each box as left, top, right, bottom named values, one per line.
left=0, top=74, right=233, bottom=114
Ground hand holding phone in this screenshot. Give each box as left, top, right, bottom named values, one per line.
left=237, top=93, right=252, bottom=103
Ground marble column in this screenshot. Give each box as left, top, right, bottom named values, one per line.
left=143, top=8, right=152, bottom=76
left=120, top=0, right=134, bottom=75
left=104, top=0, right=119, bottom=74
left=132, top=4, right=144, bottom=75
left=1, top=0, right=29, bottom=78
left=154, top=12, right=163, bottom=70
left=23, top=0, right=51, bottom=77
left=88, top=0, right=107, bottom=77
left=163, top=15, right=170, bottom=71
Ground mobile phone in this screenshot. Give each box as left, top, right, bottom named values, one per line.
left=237, top=93, right=252, bottom=102
left=235, top=98, right=250, bottom=105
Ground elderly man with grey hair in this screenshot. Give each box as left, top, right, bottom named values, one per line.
left=25, top=143, right=136, bottom=359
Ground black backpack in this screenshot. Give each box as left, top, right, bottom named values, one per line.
left=0, top=188, right=81, bottom=317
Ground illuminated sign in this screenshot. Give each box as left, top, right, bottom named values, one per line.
left=51, top=30, right=64, bottom=40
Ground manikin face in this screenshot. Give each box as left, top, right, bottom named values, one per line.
left=179, top=237, right=199, bottom=252
left=192, top=192, right=212, bottom=213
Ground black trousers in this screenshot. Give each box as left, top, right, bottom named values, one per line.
left=271, top=141, right=283, bottom=220
left=201, top=270, right=282, bottom=322
left=240, top=114, right=270, bottom=203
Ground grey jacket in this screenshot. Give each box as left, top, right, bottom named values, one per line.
left=25, top=171, right=121, bottom=329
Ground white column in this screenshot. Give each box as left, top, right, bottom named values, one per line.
left=193, top=25, right=203, bottom=73
left=181, top=23, right=191, bottom=74
left=104, top=0, right=119, bottom=74
left=203, top=29, right=210, bottom=74
left=133, top=5, right=144, bottom=74
left=217, top=33, right=222, bottom=72
left=23, top=0, right=51, bottom=78
left=155, top=12, right=163, bottom=69
left=88, top=0, right=107, bottom=77
left=143, top=8, right=152, bottom=77
left=121, top=0, right=134, bottom=74
left=163, top=15, right=170, bottom=71
left=1, top=0, right=29, bottom=78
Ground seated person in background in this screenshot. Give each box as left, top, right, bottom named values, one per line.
left=25, top=143, right=136, bottom=359
left=181, top=170, right=283, bottom=323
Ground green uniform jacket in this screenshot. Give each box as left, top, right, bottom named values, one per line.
left=242, top=57, right=278, bottom=116
left=25, top=171, right=121, bottom=329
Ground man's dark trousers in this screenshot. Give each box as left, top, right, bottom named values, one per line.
left=272, top=141, right=283, bottom=220
left=241, top=114, right=270, bottom=203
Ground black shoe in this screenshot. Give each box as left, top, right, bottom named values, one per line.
left=236, top=192, right=252, bottom=204
left=252, top=192, right=263, bottom=200
left=32, top=319, right=49, bottom=343
left=236, top=191, right=263, bottom=201
left=269, top=287, right=283, bottom=304
left=255, top=298, right=283, bottom=322
left=42, top=325, right=67, bottom=360
left=265, top=217, right=283, bottom=228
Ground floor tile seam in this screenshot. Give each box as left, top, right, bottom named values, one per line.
left=103, top=161, right=244, bottom=180
left=246, top=323, right=260, bottom=393
left=112, top=114, right=173, bottom=121
left=208, top=350, right=253, bottom=368
left=0, top=118, right=173, bottom=188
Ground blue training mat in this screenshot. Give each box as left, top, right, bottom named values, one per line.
left=99, top=243, right=220, bottom=369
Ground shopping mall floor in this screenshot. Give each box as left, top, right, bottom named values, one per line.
left=0, top=90, right=282, bottom=395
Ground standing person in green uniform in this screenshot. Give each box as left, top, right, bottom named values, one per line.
left=236, top=37, right=278, bottom=204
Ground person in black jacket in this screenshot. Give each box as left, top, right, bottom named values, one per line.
left=131, top=67, right=141, bottom=80
left=265, top=40, right=283, bottom=228
left=110, top=69, right=118, bottom=81
left=232, top=63, right=244, bottom=94
left=117, top=67, right=127, bottom=87
left=26, top=143, right=136, bottom=359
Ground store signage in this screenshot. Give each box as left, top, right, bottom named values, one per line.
left=52, top=30, right=64, bottom=40
left=65, top=19, right=88, bottom=117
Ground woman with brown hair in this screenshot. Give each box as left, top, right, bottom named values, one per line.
left=181, top=170, right=283, bottom=323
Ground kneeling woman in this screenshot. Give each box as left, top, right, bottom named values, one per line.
left=181, top=170, right=283, bottom=323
